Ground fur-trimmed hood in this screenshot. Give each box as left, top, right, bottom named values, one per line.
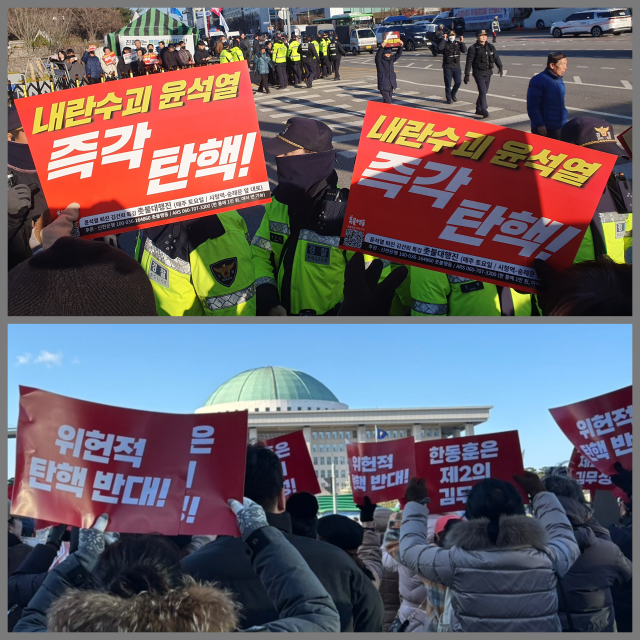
left=47, top=576, right=240, bottom=632
left=445, top=515, right=549, bottom=552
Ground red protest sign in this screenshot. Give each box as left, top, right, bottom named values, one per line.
left=339, top=103, right=616, bottom=293
left=103, top=53, right=116, bottom=65
left=568, top=447, right=614, bottom=492
left=12, top=387, right=248, bottom=535
left=264, top=431, right=321, bottom=497
left=14, top=62, right=270, bottom=239
left=88, top=45, right=97, bottom=51
left=617, top=126, right=632, bottom=158
left=549, top=386, right=632, bottom=476
left=415, top=431, right=527, bottom=511
left=382, top=31, right=402, bottom=47
left=143, top=53, right=158, bottom=65
left=346, top=438, right=416, bottom=503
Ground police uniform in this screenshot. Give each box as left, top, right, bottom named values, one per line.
left=328, top=36, right=346, bottom=80
left=491, top=18, right=501, bottom=43
left=230, top=42, right=244, bottom=62
left=431, top=25, right=445, bottom=57
left=272, top=39, right=289, bottom=89
left=135, top=211, right=257, bottom=316
left=301, top=37, right=319, bottom=87
left=464, top=31, right=503, bottom=118
left=218, top=44, right=235, bottom=64
left=438, top=31, right=467, bottom=103
left=287, top=37, right=302, bottom=85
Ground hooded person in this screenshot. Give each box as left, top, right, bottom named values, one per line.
left=285, top=491, right=319, bottom=538
left=251, top=117, right=383, bottom=316
left=541, top=475, right=633, bottom=632
left=13, top=507, right=341, bottom=632
left=398, top=474, right=581, bottom=632
left=81, top=47, right=103, bottom=83
left=372, top=507, right=401, bottom=630
left=64, top=49, right=85, bottom=84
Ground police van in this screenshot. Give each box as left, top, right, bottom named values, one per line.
left=551, top=8, right=632, bottom=37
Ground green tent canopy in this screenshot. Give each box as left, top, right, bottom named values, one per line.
left=316, top=494, right=360, bottom=514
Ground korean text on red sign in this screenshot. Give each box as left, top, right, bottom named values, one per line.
left=415, top=430, right=527, bottom=511
left=264, top=430, right=321, bottom=498
left=12, top=387, right=248, bottom=535
left=549, top=386, right=632, bottom=476
left=339, top=103, right=617, bottom=293
left=346, top=437, right=416, bottom=503
left=14, top=62, right=270, bottom=239
left=568, top=447, right=614, bottom=492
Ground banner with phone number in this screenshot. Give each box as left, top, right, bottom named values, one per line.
left=339, top=102, right=616, bottom=293
left=14, top=62, right=270, bottom=239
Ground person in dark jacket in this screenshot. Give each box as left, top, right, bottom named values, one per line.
left=162, top=42, right=182, bottom=70
left=527, top=52, right=568, bottom=139
left=542, top=475, right=632, bottom=632
left=464, top=30, right=503, bottom=118
left=254, top=44, right=274, bottom=94
left=81, top=48, right=102, bottom=83
left=13, top=510, right=340, bottom=633
left=116, top=46, right=132, bottom=78
left=438, top=31, right=467, bottom=103
left=181, top=443, right=384, bottom=631
left=328, top=35, right=346, bottom=80
left=301, top=36, right=318, bottom=88
left=194, top=40, right=212, bottom=65
left=431, top=23, right=446, bottom=57
left=375, top=43, right=403, bottom=103
left=64, top=50, right=85, bottom=85
left=286, top=491, right=319, bottom=538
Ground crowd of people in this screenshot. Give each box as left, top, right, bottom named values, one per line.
left=7, top=444, right=633, bottom=632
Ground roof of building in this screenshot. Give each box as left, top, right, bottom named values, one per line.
left=203, top=366, right=341, bottom=406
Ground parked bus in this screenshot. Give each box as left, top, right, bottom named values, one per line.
left=520, top=8, right=591, bottom=30
left=450, top=8, right=517, bottom=31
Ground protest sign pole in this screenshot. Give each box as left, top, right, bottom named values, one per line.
left=331, top=461, right=337, bottom=514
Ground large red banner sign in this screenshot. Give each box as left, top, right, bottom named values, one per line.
left=339, top=103, right=616, bottom=293
left=568, top=447, right=614, bottom=492
left=14, top=62, right=270, bottom=239
left=12, top=387, right=248, bottom=535
left=549, top=386, right=632, bottom=476
left=264, top=431, right=321, bottom=497
left=347, top=437, right=416, bottom=503
left=415, top=431, right=527, bottom=511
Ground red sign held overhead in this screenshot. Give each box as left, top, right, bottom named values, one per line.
left=14, top=63, right=270, bottom=239
left=12, top=387, right=248, bottom=535
left=415, top=430, right=527, bottom=512
left=382, top=31, right=402, bottom=47
left=339, top=103, right=616, bottom=293
left=549, top=386, right=632, bottom=477
left=347, top=437, right=416, bottom=503
left=264, top=431, right=321, bottom=497
left=568, top=447, right=614, bottom=492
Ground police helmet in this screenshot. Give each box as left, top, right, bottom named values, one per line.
left=222, top=41, right=230, bottom=49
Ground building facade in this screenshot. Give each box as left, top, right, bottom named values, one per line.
left=196, top=366, right=492, bottom=493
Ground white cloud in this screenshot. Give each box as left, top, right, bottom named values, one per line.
left=16, top=353, right=32, bottom=366
left=71, top=357, right=81, bottom=365
left=33, top=351, right=63, bottom=367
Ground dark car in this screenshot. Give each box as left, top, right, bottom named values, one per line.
left=375, top=25, right=429, bottom=51
left=429, top=16, right=466, bottom=38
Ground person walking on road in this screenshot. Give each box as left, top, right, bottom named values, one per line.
left=491, top=17, right=501, bottom=43
left=438, top=31, right=466, bottom=103
left=255, top=44, right=274, bottom=94
left=301, top=36, right=319, bottom=88
left=328, top=34, right=346, bottom=81
left=464, top=30, right=503, bottom=118
left=526, top=52, right=568, bottom=139
left=375, top=43, right=403, bottom=104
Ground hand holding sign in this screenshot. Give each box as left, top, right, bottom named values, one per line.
left=512, top=471, right=545, bottom=500
left=75, top=513, right=109, bottom=572
left=355, top=495, right=377, bottom=523
left=610, top=462, right=632, bottom=501
left=404, top=477, right=428, bottom=504
left=228, top=497, right=268, bottom=542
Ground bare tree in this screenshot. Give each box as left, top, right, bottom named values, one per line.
left=7, top=8, right=43, bottom=52
left=40, top=8, right=76, bottom=53
left=70, top=8, right=124, bottom=44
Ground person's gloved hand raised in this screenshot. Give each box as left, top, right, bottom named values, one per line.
left=610, top=461, right=632, bottom=500
left=45, top=523, right=68, bottom=550
left=228, top=497, right=269, bottom=541
left=404, top=477, right=429, bottom=504
left=74, top=513, right=109, bottom=573
left=8, top=184, right=33, bottom=220
left=513, top=470, right=545, bottom=499
left=30, top=203, right=80, bottom=251
left=356, top=495, right=377, bottom=523
left=339, top=253, right=408, bottom=316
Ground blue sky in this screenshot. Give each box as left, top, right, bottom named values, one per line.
left=7, top=324, right=631, bottom=479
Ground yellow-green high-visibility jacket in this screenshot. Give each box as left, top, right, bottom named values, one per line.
left=230, top=46, right=244, bottom=61
left=135, top=210, right=256, bottom=316
left=409, top=267, right=533, bottom=316
left=318, top=37, right=329, bottom=56
left=272, top=42, right=288, bottom=64
left=311, top=38, right=322, bottom=57
left=219, top=49, right=235, bottom=63
left=251, top=190, right=386, bottom=315
left=287, top=40, right=301, bottom=62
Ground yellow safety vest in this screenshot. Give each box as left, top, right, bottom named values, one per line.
left=230, top=46, right=244, bottom=61
left=273, top=42, right=287, bottom=64
left=219, top=49, right=234, bottom=63
left=287, top=40, right=301, bottom=62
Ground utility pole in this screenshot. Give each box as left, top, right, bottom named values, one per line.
left=331, top=461, right=337, bottom=514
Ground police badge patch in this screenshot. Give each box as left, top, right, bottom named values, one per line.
left=210, top=257, right=238, bottom=287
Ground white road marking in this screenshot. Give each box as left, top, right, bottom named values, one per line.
left=424, top=64, right=434, bottom=69
left=576, top=65, right=588, bottom=68
left=259, top=99, right=335, bottom=112
left=406, top=63, right=414, bottom=67
left=502, top=70, right=508, bottom=76
left=621, top=80, right=632, bottom=89
left=322, top=87, right=348, bottom=92
left=490, top=113, right=533, bottom=126
left=601, top=67, right=615, bottom=69
left=511, top=63, right=521, bottom=65
left=573, top=76, right=582, bottom=84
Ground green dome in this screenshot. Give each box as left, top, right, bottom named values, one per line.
left=204, top=367, right=340, bottom=406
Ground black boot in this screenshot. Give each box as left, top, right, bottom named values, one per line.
left=451, top=95, right=458, bottom=102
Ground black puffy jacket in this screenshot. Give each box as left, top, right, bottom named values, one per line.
left=374, top=45, right=403, bottom=91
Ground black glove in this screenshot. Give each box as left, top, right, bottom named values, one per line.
left=513, top=471, right=545, bottom=499
left=339, top=253, right=408, bottom=316
left=463, top=75, right=469, bottom=84
left=499, top=69, right=503, bottom=77
left=7, top=184, right=33, bottom=223
left=356, top=496, right=377, bottom=522
left=69, top=525, right=80, bottom=554
left=404, top=477, right=429, bottom=504
left=45, top=523, right=68, bottom=550
left=610, top=461, right=632, bottom=500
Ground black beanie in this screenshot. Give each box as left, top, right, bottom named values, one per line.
left=286, top=491, right=319, bottom=519
left=317, top=514, right=364, bottom=551
left=9, top=237, right=159, bottom=316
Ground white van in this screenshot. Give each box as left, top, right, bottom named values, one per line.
left=345, top=27, right=377, bottom=54
left=551, top=8, right=632, bottom=37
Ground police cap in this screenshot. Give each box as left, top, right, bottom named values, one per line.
left=561, top=117, right=629, bottom=157
left=476, top=29, right=487, bottom=36
left=263, top=117, right=334, bottom=155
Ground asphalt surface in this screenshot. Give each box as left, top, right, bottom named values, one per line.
left=120, top=30, right=632, bottom=253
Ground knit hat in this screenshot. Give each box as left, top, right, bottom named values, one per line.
left=317, top=514, right=364, bottom=550
left=9, top=237, right=159, bottom=316
left=285, top=491, right=319, bottom=519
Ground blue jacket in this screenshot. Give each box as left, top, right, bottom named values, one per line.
left=254, top=52, right=274, bottom=75
left=527, top=67, right=568, bottom=130
left=375, top=45, right=403, bottom=91
left=81, top=51, right=103, bottom=80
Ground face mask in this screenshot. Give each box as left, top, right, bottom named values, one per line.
left=274, top=149, right=336, bottom=207
left=448, top=36, right=455, bottom=42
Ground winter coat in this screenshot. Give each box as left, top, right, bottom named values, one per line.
left=555, top=495, right=633, bottom=632
left=13, top=527, right=340, bottom=632
left=162, top=49, right=182, bottom=69
left=608, top=518, right=632, bottom=632
left=177, top=48, right=191, bottom=66
left=399, top=492, right=581, bottom=632
left=328, top=40, right=346, bottom=58
left=99, top=55, right=118, bottom=79
left=379, top=551, right=401, bottom=630
left=116, top=56, right=131, bottom=78
left=527, top=66, right=568, bottom=131
left=357, top=526, right=383, bottom=589
left=81, top=51, right=103, bottom=80
left=438, top=38, right=467, bottom=69
left=464, top=41, right=502, bottom=78
left=181, top=511, right=384, bottom=632
left=194, top=49, right=211, bottom=65
left=255, top=52, right=274, bottom=75
left=375, top=45, right=403, bottom=91
left=65, top=59, right=85, bottom=83
left=8, top=541, right=58, bottom=631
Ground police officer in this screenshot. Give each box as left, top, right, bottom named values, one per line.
left=135, top=211, right=257, bottom=316
left=311, top=33, right=324, bottom=77
left=272, top=36, right=289, bottom=89
left=287, top=34, right=303, bottom=86
left=230, top=38, right=244, bottom=62
left=218, top=41, right=235, bottom=64
left=301, top=35, right=319, bottom=88
left=438, top=30, right=466, bottom=103
left=491, top=16, right=501, bottom=43
left=316, top=31, right=330, bottom=78
left=322, top=31, right=333, bottom=75
left=561, top=117, right=632, bottom=265
left=431, top=23, right=445, bottom=57
left=464, top=30, right=503, bottom=118
left=328, top=34, right=346, bottom=80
